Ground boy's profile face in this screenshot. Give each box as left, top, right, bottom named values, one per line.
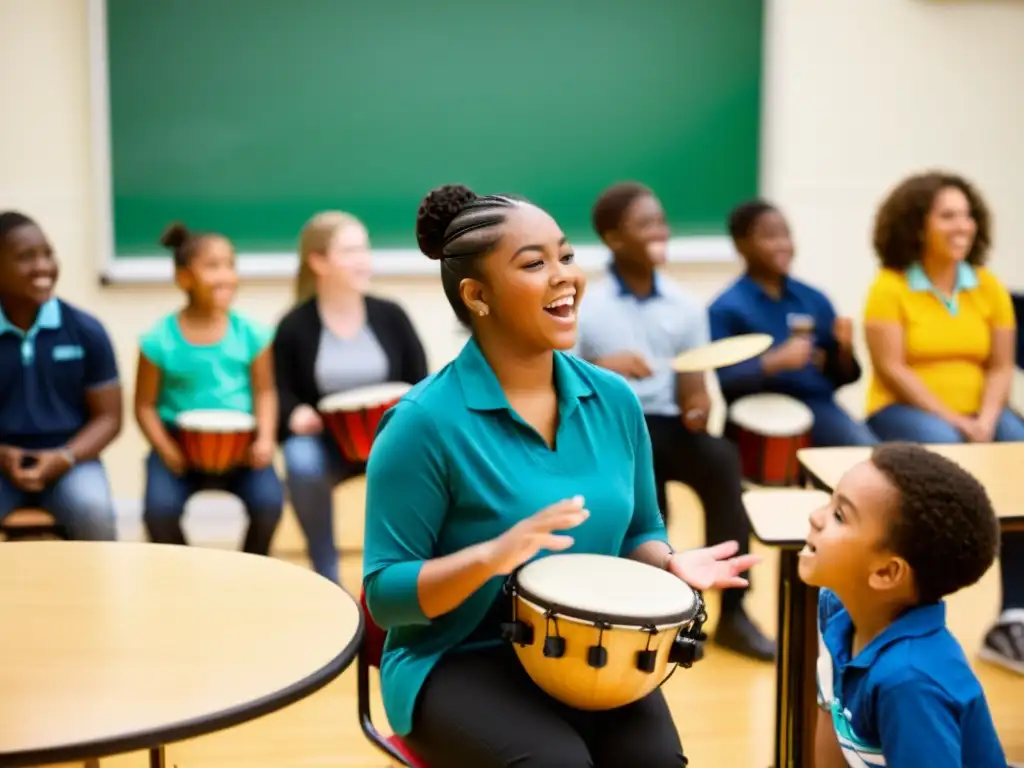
left=736, top=209, right=794, bottom=278
left=799, top=460, right=905, bottom=598
left=0, top=222, right=58, bottom=307
left=604, top=193, right=671, bottom=269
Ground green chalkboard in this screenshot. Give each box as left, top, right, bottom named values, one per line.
left=104, top=0, right=762, bottom=257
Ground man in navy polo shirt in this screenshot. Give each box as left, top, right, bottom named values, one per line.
left=708, top=199, right=876, bottom=446
left=804, top=444, right=1006, bottom=767
left=575, top=182, right=774, bottom=662
left=0, top=212, right=122, bottom=540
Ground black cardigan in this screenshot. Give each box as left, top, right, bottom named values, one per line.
left=272, top=296, right=429, bottom=443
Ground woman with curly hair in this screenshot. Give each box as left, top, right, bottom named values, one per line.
left=863, top=170, right=1023, bottom=675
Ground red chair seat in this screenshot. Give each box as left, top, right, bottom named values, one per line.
left=387, top=734, right=429, bottom=767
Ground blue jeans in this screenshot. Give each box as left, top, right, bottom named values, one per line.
left=0, top=460, right=117, bottom=540
left=283, top=434, right=362, bottom=583
left=868, top=405, right=1024, bottom=611
left=806, top=399, right=878, bottom=447
left=143, top=451, right=284, bottom=555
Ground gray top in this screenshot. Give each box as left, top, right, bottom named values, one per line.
left=314, top=323, right=390, bottom=396
left=574, top=270, right=709, bottom=417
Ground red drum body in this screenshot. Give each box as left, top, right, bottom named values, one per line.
left=318, top=382, right=412, bottom=463
left=727, top=394, right=814, bottom=486
left=175, top=410, right=256, bottom=475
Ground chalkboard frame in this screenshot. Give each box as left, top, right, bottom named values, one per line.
left=88, top=0, right=751, bottom=285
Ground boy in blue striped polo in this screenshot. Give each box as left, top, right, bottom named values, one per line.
left=0, top=212, right=121, bottom=540
left=800, top=443, right=1006, bottom=767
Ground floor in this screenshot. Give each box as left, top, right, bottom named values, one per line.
left=50, top=481, right=1024, bottom=767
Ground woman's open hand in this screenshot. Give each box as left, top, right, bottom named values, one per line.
left=667, top=540, right=761, bottom=590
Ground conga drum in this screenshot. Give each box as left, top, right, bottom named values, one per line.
left=175, top=409, right=256, bottom=474
left=317, top=382, right=413, bottom=463
left=727, top=393, right=814, bottom=486
left=501, top=553, right=706, bottom=711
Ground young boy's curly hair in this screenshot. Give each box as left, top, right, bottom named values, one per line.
left=871, top=443, right=999, bottom=605
left=872, top=171, right=991, bottom=270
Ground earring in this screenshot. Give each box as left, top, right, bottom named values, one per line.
left=478, top=307, right=488, bottom=317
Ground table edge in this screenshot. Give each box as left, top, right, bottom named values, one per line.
left=0, top=588, right=365, bottom=767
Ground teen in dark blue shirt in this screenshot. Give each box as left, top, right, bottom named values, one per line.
left=802, top=444, right=1006, bottom=767
left=709, top=200, right=876, bottom=446
left=0, top=212, right=122, bottom=540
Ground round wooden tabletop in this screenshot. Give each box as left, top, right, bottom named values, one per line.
left=0, top=542, right=363, bottom=766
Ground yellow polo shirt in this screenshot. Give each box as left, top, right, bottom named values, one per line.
left=863, top=264, right=1015, bottom=416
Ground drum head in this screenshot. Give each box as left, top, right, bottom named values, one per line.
left=729, top=393, right=814, bottom=436
left=671, top=334, right=773, bottom=373
left=515, top=553, right=697, bottom=626
left=317, top=382, right=412, bottom=412
left=175, top=409, right=256, bottom=432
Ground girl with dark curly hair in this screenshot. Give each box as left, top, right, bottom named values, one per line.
left=862, top=170, right=1023, bottom=675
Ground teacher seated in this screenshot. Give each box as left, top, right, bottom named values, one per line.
left=273, top=211, right=428, bottom=583
left=863, top=170, right=1023, bottom=675
left=362, top=184, right=758, bottom=767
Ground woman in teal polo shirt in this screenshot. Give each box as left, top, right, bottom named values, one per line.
left=363, top=185, right=759, bottom=767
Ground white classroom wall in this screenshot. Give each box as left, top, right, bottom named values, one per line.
left=2, top=0, right=1024, bottom=529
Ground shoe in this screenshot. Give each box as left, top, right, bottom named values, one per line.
left=978, top=610, right=1024, bottom=676
left=714, top=608, right=776, bottom=662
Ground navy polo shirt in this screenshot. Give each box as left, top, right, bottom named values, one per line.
left=0, top=298, right=120, bottom=450
left=708, top=275, right=840, bottom=403
left=816, top=589, right=1006, bottom=767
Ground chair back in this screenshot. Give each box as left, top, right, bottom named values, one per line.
left=359, top=589, right=387, bottom=669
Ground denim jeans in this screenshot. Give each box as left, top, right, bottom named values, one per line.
left=805, top=399, right=878, bottom=447
left=142, top=451, right=284, bottom=555
left=868, top=405, right=1024, bottom=611
left=0, top=459, right=117, bottom=540
left=283, top=434, right=363, bottom=583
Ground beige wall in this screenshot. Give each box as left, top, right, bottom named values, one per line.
left=3, top=0, right=1024, bottom=522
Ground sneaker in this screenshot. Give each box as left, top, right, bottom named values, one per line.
left=978, top=609, right=1024, bottom=676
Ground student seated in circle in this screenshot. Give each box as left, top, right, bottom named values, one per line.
left=863, top=171, right=1024, bottom=675
left=273, top=211, right=428, bottom=583
left=0, top=211, right=121, bottom=540
left=363, top=184, right=760, bottom=767
left=574, top=182, right=774, bottom=662
left=134, top=223, right=283, bottom=554
left=709, top=199, right=876, bottom=447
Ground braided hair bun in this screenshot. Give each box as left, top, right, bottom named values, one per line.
left=415, top=184, right=477, bottom=260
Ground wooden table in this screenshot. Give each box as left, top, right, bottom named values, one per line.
left=747, top=443, right=1024, bottom=768
left=0, top=542, right=364, bottom=768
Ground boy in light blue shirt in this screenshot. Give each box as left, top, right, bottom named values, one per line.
left=134, top=222, right=283, bottom=555
left=800, top=443, right=1006, bottom=767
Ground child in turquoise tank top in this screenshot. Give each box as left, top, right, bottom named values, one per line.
left=134, top=222, right=283, bottom=554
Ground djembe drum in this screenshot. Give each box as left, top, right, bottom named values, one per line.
left=501, top=553, right=706, bottom=710
left=175, top=409, right=256, bottom=474
left=317, top=382, right=412, bottom=463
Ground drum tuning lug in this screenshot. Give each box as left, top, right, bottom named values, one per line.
left=635, top=649, right=657, bottom=673
left=543, top=636, right=566, bottom=658
left=587, top=645, right=609, bottom=669
left=669, top=636, right=705, bottom=668
left=500, top=620, right=534, bottom=646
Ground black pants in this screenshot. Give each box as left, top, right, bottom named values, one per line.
left=645, top=415, right=752, bottom=613
left=405, top=644, right=686, bottom=768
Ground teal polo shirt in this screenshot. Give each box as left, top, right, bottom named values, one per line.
left=362, top=337, right=668, bottom=736
left=139, top=310, right=272, bottom=423
left=817, top=589, right=1005, bottom=767
left=0, top=298, right=119, bottom=450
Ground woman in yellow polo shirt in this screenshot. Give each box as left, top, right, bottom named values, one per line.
left=863, top=171, right=1022, bottom=675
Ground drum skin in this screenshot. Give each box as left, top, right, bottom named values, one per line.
left=175, top=410, right=256, bottom=475
left=507, top=554, right=700, bottom=711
